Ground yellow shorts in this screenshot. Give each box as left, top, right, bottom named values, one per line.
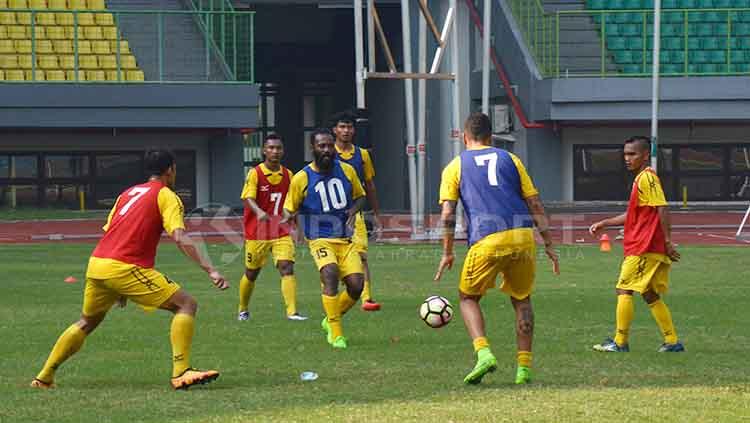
left=351, top=213, right=368, bottom=254
left=616, top=253, right=671, bottom=294
left=308, top=238, right=363, bottom=279
left=244, top=235, right=295, bottom=270
left=459, top=231, right=537, bottom=299
left=83, top=266, right=180, bottom=316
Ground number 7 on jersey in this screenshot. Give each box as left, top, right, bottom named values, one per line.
left=474, top=152, right=499, bottom=186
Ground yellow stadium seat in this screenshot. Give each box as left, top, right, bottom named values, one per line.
left=0, top=11, right=17, bottom=25
left=0, top=26, right=7, bottom=38
left=46, top=70, right=65, bottom=80
left=87, top=0, right=105, bottom=9
left=98, top=54, right=115, bottom=69
left=126, top=70, right=144, bottom=82
left=91, top=40, right=109, bottom=54
left=110, top=40, right=129, bottom=54
left=18, top=54, right=32, bottom=68
left=37, top=55, right=58, bottom=69
left=79, top=54, right=97, bottom=69
left=36, top=12, right=57, bottom=25
left=35, top=40, right=53, bottom=53
left=105, top=70, right=123, bottom=81
left=0, top=70, right=4, bottom=80
left=64, top=26, right=84, bottom=39
left=0, top=40, right=14, bottom=54
left=83, top=26, right=102, bottom=39
left=56, top=12, right=73, bottom=25
left=10, top=0, right=28, bottom=8
left=86, top=69, right=104, bottom=81
left=8, top=25, right=27, bottom=39
left=53, top=40, right=72, bottom=53
left=46, top=26, right=65, bottom=39
left=121, top=54, right=136, bottom=69
left=30, top=26, right=46, bottom=39
left=0, top=55, right=19, bottom=68
left=102, top=26, right=118, bottom=40
left=65, top=69, right=85, bottom=80
left=68, top=0, right=86, bottom=9
left=76, top=40, right=91, bottom=53
left=94, top=12, right=113, bottom=26
left=0, top=0, right=7, bottom=8
left=14, top=40, right=31, bottom=53
left=48, top=0, right=67, bottom=8
left=76, top=12, right=94, bottom=25
left=16, top=12, right=31, bottom=25
left=58, top=54, right=73, bottom=69
left=6, top=69, right=24, bottom=80
left=30, top=0, right=47, bottom=8
left=25, top=69, right=45, bottom=80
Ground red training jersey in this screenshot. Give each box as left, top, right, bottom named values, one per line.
left=623, top=168, right=667, bottom=256
left=92, top=180, right=169, bottom=268
left=243, top=165, right=291, bottom=240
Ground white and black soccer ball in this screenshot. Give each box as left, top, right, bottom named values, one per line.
left=419, top=295, right=453, bottom=328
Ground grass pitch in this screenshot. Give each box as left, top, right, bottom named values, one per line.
left=1, top=242, right=749, bottom=422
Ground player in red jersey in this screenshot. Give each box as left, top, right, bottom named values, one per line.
left=590, top=136, right=684, bottom=353
left=237, top=134, right=307, bottom=321
left=30, top=150, right=229, bottom=390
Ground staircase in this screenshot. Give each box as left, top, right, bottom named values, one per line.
left=543, top=0, right=617, bottom=76
left=106, top=0, right=229, bottom=81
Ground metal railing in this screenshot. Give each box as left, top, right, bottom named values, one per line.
left=0, top=8, right=254, bottom=83
left=503, top=3, right=750, bottom=78
left=507, top=0, right=556, bottom=77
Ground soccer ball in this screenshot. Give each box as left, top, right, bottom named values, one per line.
left=419, top=295, right=454, bottom=328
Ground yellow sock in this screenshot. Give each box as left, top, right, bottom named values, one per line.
left=36, top=324, right=87, bottom=383
left=321, top=294, right=343, bottom=339
left=649, top=299, right=678, bottom=344
left=361, top=279, right=371, bottom=303
left=614, top=294, right=634, bottom=346
left=517, top=351, right=533, bottom=368
left=170, top=313, right=194, bottom=377
left=472, top=336, right=490, bottom=352
left=280, top=275, right=297, bottom=316
left=337, top=290, right=357, bottom=316
left=238, top=274, right=255, bottom=313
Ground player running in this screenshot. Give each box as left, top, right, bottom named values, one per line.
left=237, top=134, right=307, bottom=322
left=331, top=111, right=382, bottom=311
left=282, top=129, right=366, bottom=350
left=434, top=112, right=559, bottom=385
left=30, top=149, right=228, bottom=390
left=590, top=136, right=684, bottom=353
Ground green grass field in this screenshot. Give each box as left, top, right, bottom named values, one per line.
left=1, top=243, right=749, bottom=422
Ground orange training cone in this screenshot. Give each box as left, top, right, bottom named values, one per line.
left=599, top=234, right=611, bottom=252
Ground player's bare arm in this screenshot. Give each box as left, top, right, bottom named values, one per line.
left=434, top=200, right=457, bottom=281
left=171, top=228, right=228, bottom=290
left=347, top=197, right=367, bottom=229
left=589, top=213, right=627, bottom=236
left=657, top=206, right=680, bottom=262
left=525, top=195, right=560, bottom=275
left=364, top=179, right=382, bottom=230
left=245, top=197, right=269, bottom=222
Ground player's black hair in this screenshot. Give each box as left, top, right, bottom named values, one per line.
left=310, top=128, right=334, bottom=145
left=263, top=133, right=283, bottom=146
left=144, top=149, right=176, bottom=176
left=624, top=136, right=651, bottom=153
left=329, top=110, right=356, bottom=128
left=464, top=112, right=492, bottom=142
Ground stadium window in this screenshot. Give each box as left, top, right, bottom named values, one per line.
left=96, top=154, right=142, bottom=179
left=8, top=155, right=38, bottom=178
left=678, top=146, right=723, bottom=171
left=175, top=150, right=196, bottom=210
left=0, top=185, right=39, bottom=208
left=43, top=184, right=89, bottom=209
left=45, top=155, right=89, bottom=178
left=0, top=155, right=8, bottom=178
left=573, top=145, right=629, bottom=200
left=730, top=145, right=750, bottom=200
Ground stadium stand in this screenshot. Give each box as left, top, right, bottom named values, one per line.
left=586, top=0, right=750, bottom=74
left=0, top=0, right=143, bottom=81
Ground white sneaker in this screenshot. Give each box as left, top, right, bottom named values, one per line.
left=238, top=311, right=250, bottom=321
left=286, top=313, right=308, bottom=321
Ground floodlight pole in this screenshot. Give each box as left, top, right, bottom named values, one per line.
left=417, top=2, right=428, bottom=234
left=355, top=0, right=366, bottom=109
left=402, top=0, right=419, bottom=237
left=450, top=0, right=465, bottom=234
left=481, top=0, right=491, bottom=114
left=368, top=0, right=376, bottom=72
left=650, top=0, right=661, bottom=172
